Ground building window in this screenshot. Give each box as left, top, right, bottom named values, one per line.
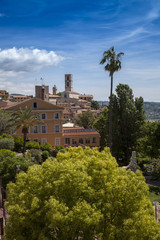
left=54, top=124, right=60, bottom=133
left=41, top=125, right=47, bottom=133
left=65, top=138, right=70, bottom=144
left=67, top=81, right=69, bottom=87
left=92, top=137, right=97, bottom=144
left=79, top=138, right=83, bottom=144
left=33, top=102, right=38, bottom=108
left=41, top=138, right=47, bottom=144
left=55, top=138, right=60, bottom=146
left=72, top=138, right=77, bottom=145
left=54, top=112, right=60, bottom=119
left=86, top=138, right=90, bottom=144
left=33, top=126, right=38, bottom=133
left=41, top=113, right=47, bottom=120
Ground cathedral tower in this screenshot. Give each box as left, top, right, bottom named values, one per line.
left=65, top=74, right=73, bottom=92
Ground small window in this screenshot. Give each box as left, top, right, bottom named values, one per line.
left=86, top=138, right=90, bottom=144
left=41, top=113, right=47, bottom=120
left=54, top=125, right=60, bottom=133
left=72, top=139, right=77, bottom=145
left=33, top=102, right=38, bottom=108
left=41, top=138, right=47, bottom=144
left=54, top=112, right=60, bottom=119
left=65, top=138, right=70, bottom=144
left=55, top=138, right=60, bottom=146
left=92, top=137, right=97, bottom=144
left=33, top=126, right=38, bottom=133
left=42, top=125, right=47, bottom=133
left=67, top=81, right=69, bottom=87
left=79, top=138, right=83, bottom=144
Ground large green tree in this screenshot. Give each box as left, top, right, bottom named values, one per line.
left=100, top=47, right=124, bottom=152
left=137, top=121, right=160, bottom=159
left=0, top=149, right=32, bottom=188
left=95, top=84, right=145, bottom=163
left=0, top=109, right=15, bottom=135
left=75, top=110, right=95, bottom=129
left=5, top=147, right=160, bottom=240
left=13, top=107, right=42, bottom=153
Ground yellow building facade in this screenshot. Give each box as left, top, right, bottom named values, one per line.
left=63, top=128, right=100, bottom=148
left=5, top=98, right=63, bottom=147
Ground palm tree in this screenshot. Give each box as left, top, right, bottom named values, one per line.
left=13, top=107, right=42, bottom=153
left=100, top=46, right=124, bottom=152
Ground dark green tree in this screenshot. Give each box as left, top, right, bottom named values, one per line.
left=137, top=122, right=160, bottom=159
left=0, top=149, right=32, bottom=188
left=100, top=47, right=124, bottom=152
left=75, top=110, right=95, bottom=129
left=94, top=107, right=108, bottom=149
left=0, top=109, right=15, bottom=135
left=95, top=84, right=145, bottom=163
left=91, top=100, right=100, bottom=110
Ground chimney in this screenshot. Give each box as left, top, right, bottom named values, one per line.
left=53, top=85, right=57, bottom=95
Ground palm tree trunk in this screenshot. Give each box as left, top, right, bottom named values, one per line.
left=23, top=130, right=27, bottom=154
left=109, top=74, right=113, bottom=153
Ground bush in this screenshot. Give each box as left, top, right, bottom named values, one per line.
left=0, top=149, right=32, bottom=187
left=51, top=145, right=66, bottom=157
left=0, top=138, right=14, bottom=150
left=40, top=142, right=52, bottom=152
left=42, top=150, right=49, bottom=162
left=0, top=133, right=13, bottom=139
left=145, top=159, right=160, bottom=179
left=28, top=149, right=42, bottom=164
left=26, top=141, right=40, bottom=150
left=14, top=136, right=23, bottom=152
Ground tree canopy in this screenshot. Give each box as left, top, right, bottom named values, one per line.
left=5, top=147, right=160, bottom=240
left=75, top=110, right=95, bottom=129
left=0, top=109, right=15, bottom=135
left=94, top=84, right=145, bottom=163
left=91, top=100, right=100, bottom=110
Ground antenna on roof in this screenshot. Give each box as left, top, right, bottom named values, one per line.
left=40, top=77, right=44, bottom=86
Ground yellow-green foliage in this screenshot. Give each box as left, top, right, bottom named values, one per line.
left=5, top=147, right=160, bottom=240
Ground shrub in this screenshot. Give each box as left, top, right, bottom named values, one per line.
left=0, top=149, right=32, bottom=187
left=26, top=141, right=40, bottom=150
left=51, top=145, right=66, bottom=157
left=40, top=142, right=52, bottom=152
left=42, top=150, right=49, bottom=162
left=0, top=133, right=13, bottom=139
left=0, top=138, right=14, bottom=150
left=28, top=149, right=42, bottom=164
left=145, top=159, right=160, bottom=179
left=14, top=136, right=23, bottom=152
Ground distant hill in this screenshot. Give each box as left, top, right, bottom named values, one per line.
left=98, top=101, right=160, bottom=121
left=144, top=102, right=160, bottom=121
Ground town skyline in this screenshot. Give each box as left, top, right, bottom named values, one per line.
left=0, top=0, right=160, bottom=101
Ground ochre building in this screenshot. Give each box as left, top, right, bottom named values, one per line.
left=5, top=97, right=63, bottom=147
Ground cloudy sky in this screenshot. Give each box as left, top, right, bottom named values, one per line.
left=0, top=0, right=160, bottom=101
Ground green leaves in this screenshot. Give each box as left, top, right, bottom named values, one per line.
left=5, top=147, right=160, bottom=239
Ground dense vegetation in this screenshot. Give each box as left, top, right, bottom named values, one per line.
left=5, top=147, right=160, bottom=240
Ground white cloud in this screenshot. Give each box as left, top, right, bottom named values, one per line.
left=0, top=47, right=65, bottom=73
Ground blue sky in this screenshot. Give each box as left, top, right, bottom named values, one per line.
left=0, top=0, right=160, bottom=101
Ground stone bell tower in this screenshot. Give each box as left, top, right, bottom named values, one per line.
left=65, top=74, right=73, bottom=92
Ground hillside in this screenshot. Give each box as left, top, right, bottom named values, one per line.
left=98, top=101, right=160, bottom=121
left=144, top=102, right=160, bottom=121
